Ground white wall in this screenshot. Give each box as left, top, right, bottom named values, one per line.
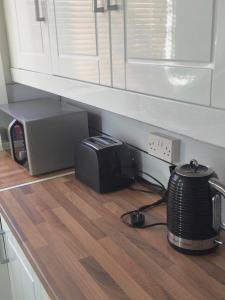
left=0, top=53, right=7, bottom=104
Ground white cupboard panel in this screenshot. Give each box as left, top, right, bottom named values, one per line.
left=126, top=0, right=213, bottom=62
left=1, top=216, right=51, bottom=300
left=111, top=0, right=126, bottom=89
left=15, top=1, right=44, bottom=54
left=3, top=0, right=22, bottom=69
left=211, top=0, right=225, bottom=109
left=6, top=237, right=36, bottom=300
left=97, top=11, right=112, bottom=86
left=0, top=54, right=8, bottom=104
left=0, top=254, right=12, bottom=300
left=3, top=0, right=51, bottom=74
left=0, top=221, right=12, bottom=300
left=126, top=64, right=212, bottom=105
left=54, top=1, right=97, bottom=56
left=111, top=0, right=214, bottom=103
left=48, top=0, right=111, bottom=85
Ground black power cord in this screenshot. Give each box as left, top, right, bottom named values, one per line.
left=121, top=171, right=167, bottom=229
left=88, top=129, right=168, bottom=229
left=128, top=170, right=166, bottom=194
left=121, top=195, right=167, bottom=228
left=128, top=187, right=154, bottom=194
left=137, top=170, right=166, bottom=192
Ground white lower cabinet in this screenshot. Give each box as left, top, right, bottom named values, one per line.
left=1, top=216, right=51, bottom=300
left=0, top=222, right=12, bottom=300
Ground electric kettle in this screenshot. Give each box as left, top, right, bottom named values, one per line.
left=167, top=159, right=225, bottom=255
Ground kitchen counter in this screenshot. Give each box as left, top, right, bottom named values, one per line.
left=0, top=151, right=73, bottom=190
left=0, top=151, right=38, bottom=189
left=0, top=174, right=225, bottom=300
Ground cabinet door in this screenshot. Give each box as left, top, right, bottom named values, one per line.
left=0, top=227, right=12, bottom=300
left=211, top=0, right=225, bottom=109
left=4, top=0, right=51, bottom=74
left=48, top=0, right=111, bottom=85
left=5, top=236, right=37, bottom=300
left=111, top=0, right=214, bottom=105
left=1, top=216, right=51, bottom=300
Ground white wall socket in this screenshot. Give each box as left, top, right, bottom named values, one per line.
left=148, top=132, right=180, bottom=163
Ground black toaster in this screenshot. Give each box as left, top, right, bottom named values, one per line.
left=75, top=136, right=136, bottom=193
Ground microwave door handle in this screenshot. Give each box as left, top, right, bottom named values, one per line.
left=8, top=120, right=26, bottom=165
left=9, top=120, right=19, bottom=164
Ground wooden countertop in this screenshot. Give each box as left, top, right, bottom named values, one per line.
left=0, top=151, right=73, bottom=189
left=0, top=151, right=39, bottom=189
left=1, top=174, right=225, bottom=300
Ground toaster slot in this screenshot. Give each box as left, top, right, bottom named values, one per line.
left=82, top=138, right=106, bottom=150
left=82, top=136, right=122, bottom=150
left=94, top=136, right=117, bottom=145
left=93, top=136, right=122, bottom=146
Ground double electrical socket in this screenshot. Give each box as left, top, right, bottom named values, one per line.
left=148, top=132, right=180, bottom=163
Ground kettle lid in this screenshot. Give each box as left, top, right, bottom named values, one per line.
left=175, top=159, right=214, bottom=178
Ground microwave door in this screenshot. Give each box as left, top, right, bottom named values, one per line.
left=8, top=120, right=27, bottom=166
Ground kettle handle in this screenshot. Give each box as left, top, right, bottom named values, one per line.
left=209, top=178, right=225, bottom=230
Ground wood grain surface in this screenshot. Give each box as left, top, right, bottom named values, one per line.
left=0, top=151, right=73, bottom=189
left=0, top=174, right=225, bottom=300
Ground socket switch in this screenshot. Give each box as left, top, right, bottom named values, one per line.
left=148, top=132, right=180, bottom=163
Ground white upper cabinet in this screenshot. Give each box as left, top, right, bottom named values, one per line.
left=211, top=0, right=225, bottom=109
left=4, top=0, right=52, bottom=74
left=4, top=0, right=219, bottom=107
left=126, top=0, right=213, bottom=63
left=111, top=0, right=214, bottom=105
left=48, top=0, right=111, bottom=85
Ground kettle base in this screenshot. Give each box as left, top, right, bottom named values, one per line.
left=168, top=231, right=219, bottom=255
left=168, top=240, right=218, bottom=255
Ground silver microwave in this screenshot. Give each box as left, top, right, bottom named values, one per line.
left=0, top=98, right=89, bottom=175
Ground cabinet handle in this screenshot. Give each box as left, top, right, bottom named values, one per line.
left=107, top=0, right=118, bottom=11
left=0, top=230, right=9, bottom=265
left=34, top=0, right=45, bottom=22
left=94, top=0, right=105, bottom=13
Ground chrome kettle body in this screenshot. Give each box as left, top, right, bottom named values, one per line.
left=167, top=159, right=225, bottom=255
